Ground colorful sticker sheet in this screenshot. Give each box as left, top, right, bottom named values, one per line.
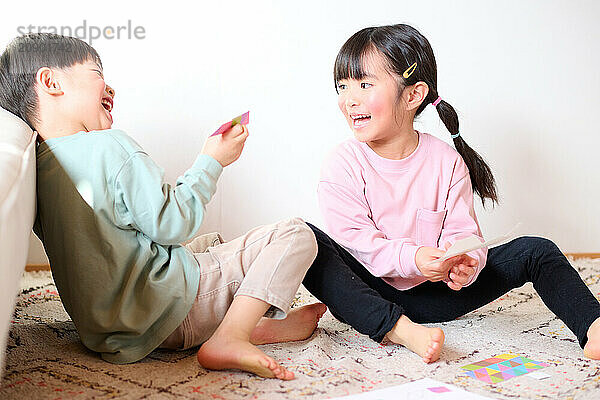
left=461, top=353, right=550, bottom=384
left=210, top=111, right=250, bottom=136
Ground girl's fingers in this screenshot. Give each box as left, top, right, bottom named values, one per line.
left=458, top=265, right=475, bottom=275
left=450, top=254, right=476, bottom=266
left=452, top=263, right=475, bottom=276
left=446, top=255, right=470, bottom=269
left=448, top=263, right=477, bottom=288
left=449, top=272, right=461, bottom=283
left=451, top=265, right=468, bottom=277
left=441, top=259, right=458, bottom=270
left=464, top=255, right=477, bottom=265
left=449, top=272, right=470, bottom=285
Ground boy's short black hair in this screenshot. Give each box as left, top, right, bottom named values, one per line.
left=0, top=33, right=102, bottom=130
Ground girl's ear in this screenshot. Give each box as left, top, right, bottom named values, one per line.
left=36, top=67, right=64, bottom=96
left=404, top=81, right=429, bottom=111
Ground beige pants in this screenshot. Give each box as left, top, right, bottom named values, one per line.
left=160, top=217, right=317, bottom=350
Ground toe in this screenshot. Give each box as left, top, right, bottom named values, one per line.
left=277, top=368, right=289, bottom=380
left=268, top=358, right=279, bottom=372
left=283, top=368, right=295, bottom=380
left=259, top=357, right=272, bottom=369
left=266, top=358, right=284, bottom=375
left=272, top=363, right=290, bottom=380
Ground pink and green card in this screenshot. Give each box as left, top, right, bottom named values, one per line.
left=461, top=353, right=549, bottom=384
left=210, top=111, right=250, bottom=137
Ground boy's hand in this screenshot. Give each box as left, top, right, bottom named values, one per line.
left=201, top=124, right=249, bottom=167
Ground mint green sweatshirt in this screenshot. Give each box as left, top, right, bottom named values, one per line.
left=32, top=129, right=222, bottom=364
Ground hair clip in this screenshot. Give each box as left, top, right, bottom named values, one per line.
left=402, top=62, right=417, bottom=79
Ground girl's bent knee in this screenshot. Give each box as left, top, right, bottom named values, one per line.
left=511, top=237, right=564, bottom=271
left=519, top=236, right=562, bottom=258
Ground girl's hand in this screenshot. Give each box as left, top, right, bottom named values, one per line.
left=201, top=124, right=249, bottom=167
left=416, top=243, right=479, bottom=287
left=446, top=262, right=477, bottom=290
left=415, top=246, right=450, bottom=281
left=441, top=242, right=479, bottom=291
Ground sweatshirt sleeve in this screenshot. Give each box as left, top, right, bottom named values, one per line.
left=439, top=159, right=488, bottom=286
left=112, top=151, right=222, bottom=245
left=318, top=155, right=423, bottom=280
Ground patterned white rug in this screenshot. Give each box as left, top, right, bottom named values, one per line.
left=2, top=257, right=600, bottom=399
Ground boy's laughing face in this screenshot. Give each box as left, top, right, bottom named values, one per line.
left=57, top=59, right=115, bottom=132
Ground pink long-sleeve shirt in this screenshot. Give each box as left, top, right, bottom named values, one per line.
left=317, top=131, right=487, bottom=290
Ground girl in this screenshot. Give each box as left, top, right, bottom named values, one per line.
left=302, top=24, right=600, bottom=363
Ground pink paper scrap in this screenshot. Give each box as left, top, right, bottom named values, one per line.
left=210, top=111, right=250, bottom=136
left=427, top=386, right=451, bottom=393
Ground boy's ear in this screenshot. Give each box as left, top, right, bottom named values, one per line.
left=404, top=81, right=429, bottom=111
left=36, top=67, right=64, bottom=96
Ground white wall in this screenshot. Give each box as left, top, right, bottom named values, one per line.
left=0, top=0, right=597, bottom=264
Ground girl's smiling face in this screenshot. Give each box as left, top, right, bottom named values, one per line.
left=336, top=51, right=405, bottom=143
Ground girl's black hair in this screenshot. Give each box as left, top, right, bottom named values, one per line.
left=334, top=24, right=498, bottom=206
left=0, top=33, right=102, bottom=130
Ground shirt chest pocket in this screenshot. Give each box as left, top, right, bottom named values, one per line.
left=416, top=209, right=447, bottom=248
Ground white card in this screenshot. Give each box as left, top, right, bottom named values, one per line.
left=423, top=223, right=522, bottom=267
left=526, top=371, right=551, bottom=380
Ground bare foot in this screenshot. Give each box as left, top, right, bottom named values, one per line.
left=197, top=336, right=295, bottom=380
left=250, top=303, right=328, bottom=345
left=385, top=315, right=445, bottom=363
left=584, top=317, right=600, bottom=359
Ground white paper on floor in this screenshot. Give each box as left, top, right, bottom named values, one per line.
left=526, top=371, right=551, bottom=380
left=329, top=378, right=492, bottom=399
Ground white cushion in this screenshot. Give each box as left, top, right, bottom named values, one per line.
left=0, top=107, right=36, bottom=376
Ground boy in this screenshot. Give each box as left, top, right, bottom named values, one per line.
left=0, top=33, right=326, bottom=380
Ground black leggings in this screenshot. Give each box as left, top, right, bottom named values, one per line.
left=302, top=223, right=600, bottom=348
